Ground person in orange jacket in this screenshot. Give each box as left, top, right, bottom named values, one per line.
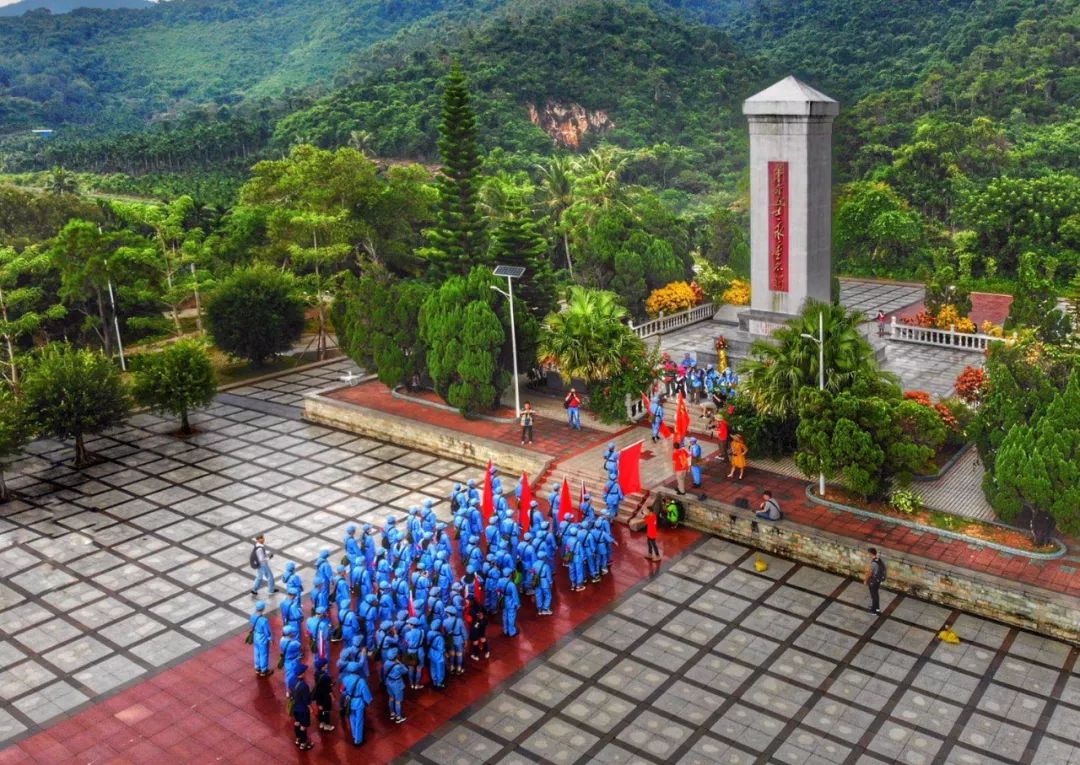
left=727, top=433, right=748, bottom=480
left=672, top=441, right=691, bottom=495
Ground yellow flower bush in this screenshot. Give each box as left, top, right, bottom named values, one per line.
left=935, top=304, right=962, bottom=329
left=954, top=317, right=977, bottom=333
left=980, top=320, right=1004, bottom=337
left=721, top=279, right=750, bottom=306
left=645, top=281, right=699, bottom=317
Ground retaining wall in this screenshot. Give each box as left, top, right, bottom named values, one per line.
left=664, top=489, right=1080, bottom=645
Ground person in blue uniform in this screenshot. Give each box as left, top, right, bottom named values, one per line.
left=281, top=586, right=304, bottom=641
left=250, top=600, right=273, bottom=676
left=532, top=557, right=553, bottom=615
left=402, top=617, right=426, bottom=690
left=344, top=524, right=362, bottom=561
left=280, top=624, right=302, bottom=697
left=308, top=605, right=332, bottom=664
left=444, top=605, right=467, bottom=675
left=650, top=395, right=665, bottom=442
left=381, top=647, right=408, bottom=723
left=332, top=565, right=351, bottom=640
left=501, top=567, right=520, bottom=637
left=341, top=661, right=373, bottom=745
left=427, top=619, right=447, bottom=689
left=281, top=561, right=303, bottom=599
left=689, top=437, right=703, bottom=488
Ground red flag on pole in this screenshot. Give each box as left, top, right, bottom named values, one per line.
left=618, top=440, right=643, bottom=495
left=559, top=476, right=574, bottom=522
left=675, top=391, right=690, bottom=444
left=518, top=472, right=533, bottom=535
left=481, top=459, right=494, bottom=527
left=658, top=420, right=673, bottom=439
left=641, top=391, right=652, bottom=413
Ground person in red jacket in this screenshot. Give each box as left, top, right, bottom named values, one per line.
left=672, top=441, right=691, bottom=495
left=715, top=415, right=730, bottom=462
left=564, top=388, right=582, bottom=430
left=644, top=506, right=660, bottom=561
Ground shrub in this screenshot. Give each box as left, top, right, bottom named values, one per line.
left=206, top=266, right=305, bottom=366
left=132, top=339, right=217, bottom=435
left=903, top=390, right=933, bottom=407
left=980, top=320, right=1004, bottom=337
left=935, top=305, right=962, bottom=330
left=721, top=279, right=750, bottom=306
left=645, top=281, right=699, bottom=317
left=727, top=395, right=797, bottom=459
left=889, top=487, right=923, bottom=514
left=954, top=366, right=988, bottom=405
left=690, top=253, right=735, bottom=303
left=0, top=386, right=30, bottom=503
left=901, top=310, right=934, bottom=328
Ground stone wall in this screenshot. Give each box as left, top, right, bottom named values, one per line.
left=303, top=390, right=549, bottom=478
left=663, top=490, right=1080, bottom=645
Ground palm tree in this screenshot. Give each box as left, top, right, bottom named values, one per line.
left=538, top=287, right=644, bottom=382
left=47, top=167, right=78, bottom=196
left=740, top=300, right=894, bottom=418
left=536, top=156, right=576, bottom=277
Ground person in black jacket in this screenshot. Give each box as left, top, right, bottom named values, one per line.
left=313, top=657, right=335, bottom=732
left=291, top=664, right=314, bottom=751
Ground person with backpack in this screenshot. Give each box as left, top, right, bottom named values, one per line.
left=340, top=661, right=373, bottom=746
left=564, top=388, right=583, bottom=430
left=756, top=490, right=783, bottom=521
left=249, top=534, right=276, bottom=596
left=427, top=619, right=448, bottom=688
left=381, top=647, right=408, bottom=723
left=289, top=665, right=314, bottom=750
left=312, top=657, right=335, bottom=732
left=280, top=624, right=302, bottom=698
left=501, top=566, right=520, bottom=637
left=864, top=547, right=887, bottom=615
left=248, top=600, right=273, bottom=677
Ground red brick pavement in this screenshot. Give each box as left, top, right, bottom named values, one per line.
left=891, top=291, right=1013, bottom=328
left=665, top=442, right=1080, bottom=598
left=327, top=382, right=617, bottom=461
left=2, top=523, right=701, bottom=765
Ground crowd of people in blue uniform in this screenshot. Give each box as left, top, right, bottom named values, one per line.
left=248, top=460, right=623, bottom=751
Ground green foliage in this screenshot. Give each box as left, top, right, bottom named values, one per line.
left=423, top=65, right=487, bottom=280
left=609, top=250, right=648, bottom=318
left=1005, top=251, right=1071, bottom=342
left=0, top=245, right=66, bottom=390
left=833, top=181, right=933, bottom=275
left=419, top=268, right=504, bottom=415
left=588, top=346, right=660, bottom=424
left=726, top=395, right=797, bottom=460
left=740, top=300, right=894, bottom=418
left=21, top=343, right=129, bottom=467
left=795, top=386, right=933, bottom=500
left=970, top=342, right=1059, bottom=474
left=690, top=253, right=736, bottom=303
left=206, top=266, right=304, bottom=365
left=888, top=487, right=923, bottom=514
left=333, top=270, right=430, bottom=389
left=0, top=385, right=30, bottom=502
left=537, top=286, right=645, bottom=383
left=991, top=370, right=1080, bottom=533
left=487, top=196, right=556, bottom=320
left=692, top=205, right=750, bottom=275
left=131, top=339, right=216, bottom=434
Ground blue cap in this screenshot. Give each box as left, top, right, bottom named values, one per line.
left=255, top=600, right=266, bottom=611
left=316, top=606, right=327, bottom=615
left=345, top=524, right=356, bottom=534
left=284, top=624, right=297, bottom=636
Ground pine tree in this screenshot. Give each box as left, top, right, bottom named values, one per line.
left=425, top=65, right=486, bottom=280
left=488, top=197, right=556, bottom=320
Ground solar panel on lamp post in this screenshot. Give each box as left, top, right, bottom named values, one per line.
left=491, top=265, right=526, bottom=417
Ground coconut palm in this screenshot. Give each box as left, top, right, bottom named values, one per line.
left=740, top=300, right=894, bottom=417
left=538, top=287, right=644, bottom=382
left=536, top=155, right=576, bottom=277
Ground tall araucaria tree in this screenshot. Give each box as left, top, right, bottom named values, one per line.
left=488, top=197, right=556, bottom=321
left=423, top=64, right=486, bottom=280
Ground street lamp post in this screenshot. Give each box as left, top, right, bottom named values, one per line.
left=801, top=311, right=825, bottom=497
left=491, top=265, right=526, bottom=417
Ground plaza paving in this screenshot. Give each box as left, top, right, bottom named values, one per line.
left=404, top=539, right=1080, bottom=765
left=2, top=358, right=1079, bottom=764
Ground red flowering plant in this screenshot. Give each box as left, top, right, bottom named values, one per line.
left=954, top=366, right=987, bottom=405
left=901, top=311, right=935, bottom=328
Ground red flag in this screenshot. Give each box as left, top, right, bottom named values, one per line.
left=481, top=459, right=494, bottom=527
left=408, top=592, right=416, bottom=618
left=518, top=472, right=533, bottom=535
left=658, top=420, right=673, bottom=439
left=559, top=476, right=574, bottom=522
left=675, top=391, right=690, bottom=444
left=641, top=392, right=652, bottom=414
left=618, top=440, right=643, bottom=495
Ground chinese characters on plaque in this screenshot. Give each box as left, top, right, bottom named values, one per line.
left=767, top=161, right=789, bottom=292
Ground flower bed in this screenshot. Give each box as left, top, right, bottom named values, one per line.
left=807, top=486, right=1065, bottom=559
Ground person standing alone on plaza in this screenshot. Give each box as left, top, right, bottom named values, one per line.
left=250, top=534, right=276, bottom=596
left=727, top=433, right=748, bottom=480
left=864, top=547, right=886, bottom=615
left=520, top=402, right=535, bottom=445
left=644, top=505, right=661, bottom=561
left=564, top=388, right=582, bottom=430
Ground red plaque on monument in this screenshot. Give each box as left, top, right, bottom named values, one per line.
left=768, top=161, right=789, bottom=292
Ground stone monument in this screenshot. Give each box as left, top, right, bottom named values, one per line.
left=740, top=76, right=839, bottom=335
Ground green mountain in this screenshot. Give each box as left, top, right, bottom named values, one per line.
left=0, top=0, right=511, bottom=131
left=0, top=0, right=151, bottom=17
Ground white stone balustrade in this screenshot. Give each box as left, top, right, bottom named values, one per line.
left=888, top=316, right=1004, bottom=353
left=629, top=303, right=716, bottom=339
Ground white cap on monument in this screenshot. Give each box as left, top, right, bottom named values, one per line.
left=743, top=76, right=839, bottom=118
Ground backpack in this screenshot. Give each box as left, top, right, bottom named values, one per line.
left=249, top=545, right=260, bottom=569
left=871, top=557, right=887, bottom=584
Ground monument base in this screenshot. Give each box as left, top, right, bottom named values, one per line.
left=738, top=308, right=798, bottom=338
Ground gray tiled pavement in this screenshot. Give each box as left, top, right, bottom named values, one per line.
left=403, top=540, right=1080, bottom=765
left=0, top=359, right=482, bottom=746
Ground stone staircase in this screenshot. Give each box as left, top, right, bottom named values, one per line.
left=530, top=455, right=654, bottom=528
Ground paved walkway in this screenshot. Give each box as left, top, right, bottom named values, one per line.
left=403, top=537, right=1080, bottom=765
left=916, top=448, right=995, bottom=522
